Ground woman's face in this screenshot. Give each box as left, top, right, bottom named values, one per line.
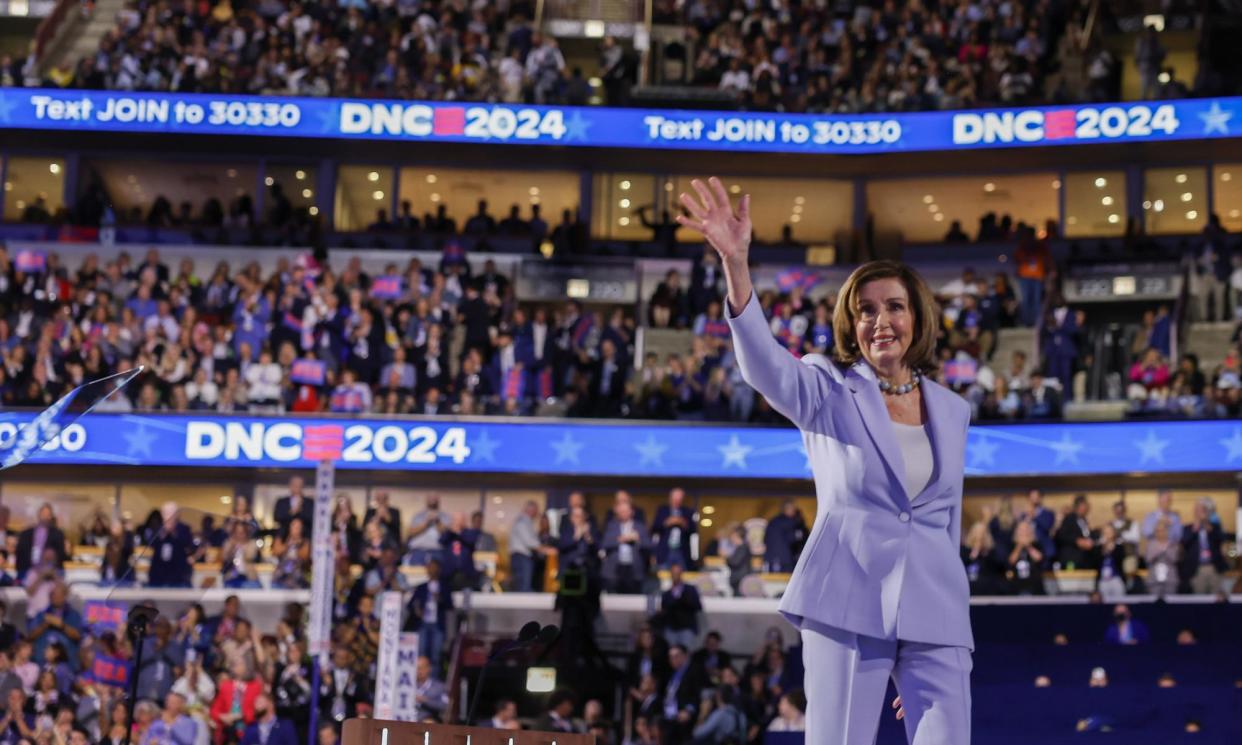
left=855, top=277, right=914, bottom=372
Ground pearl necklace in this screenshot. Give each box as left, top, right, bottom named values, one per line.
left=878, top=371, right=921, bottom=396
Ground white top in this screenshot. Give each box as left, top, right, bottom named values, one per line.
left=892, top=421, right=934, bottom=496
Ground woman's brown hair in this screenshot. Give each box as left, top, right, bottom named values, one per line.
left=831, top=260, right=940, bottom=372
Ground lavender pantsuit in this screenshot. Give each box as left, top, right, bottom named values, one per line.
left=727, top=292, right=973, bottom=744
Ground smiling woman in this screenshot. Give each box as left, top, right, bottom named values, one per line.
left=677, top=177, right=974, bottom=745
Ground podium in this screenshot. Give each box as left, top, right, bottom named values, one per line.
left=343, top=719, right=596, bottom=745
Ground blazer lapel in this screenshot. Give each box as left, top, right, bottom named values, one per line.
left=911, top=379, right=951, bottom=505
left=846, top=364, right=911, bottom=509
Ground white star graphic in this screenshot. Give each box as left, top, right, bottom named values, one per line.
left=634, top=435, right=668, bottom=468
left=1199, top=101, right=1233, bottom=135
left=550, top=432, right=584, bottom=465
left=1220, top=427, right=1242, bottom=462
left=1050, top=431, right=1084, bottom=466
left=717, top=435, right=753, bottom=470
left=471, top=431, right=500, bottom=463
left=967, top=433, right=999, bottom=468
left=1134, top=429, right=1171, bottom=465
left=123, top=421, right=157, bottom=459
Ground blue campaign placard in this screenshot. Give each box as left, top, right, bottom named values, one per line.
left=0, top=88, right=1237, bottom=155
left=0, top=411, right=1237, bottom=478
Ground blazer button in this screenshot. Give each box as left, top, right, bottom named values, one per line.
left=899, top=512, right=911, bottom=523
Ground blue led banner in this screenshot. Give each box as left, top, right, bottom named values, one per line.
left=0, top=89, right=1238, bottom=154
left=0, top=411, right=1238, bottom=478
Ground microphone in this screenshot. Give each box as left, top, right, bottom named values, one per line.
left=465, top=622, right=556, bottom=725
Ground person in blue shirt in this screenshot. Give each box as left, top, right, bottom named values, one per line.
left=404, top=559, right=453, bottom=672
left=1104, top=604, right=1149, bottom=645
left=240, top=692, right=299, bottom=745
left=141, top=692, right=199, bottom=745
left=29, top=583, right=82, bottom=668
left=652, top=488, right=696, bottom=570
left=147, top=503, right=195, bottom=588
left=762, top=501, right=807, bottom=573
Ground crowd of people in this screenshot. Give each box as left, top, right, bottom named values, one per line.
left=0, top=477, right=1231, bottom=743
left=3, top=0, right=633, bottom=107
left=962, top=488, right=1231, bottom=601
left=3, top=0, right=1217, bottom=114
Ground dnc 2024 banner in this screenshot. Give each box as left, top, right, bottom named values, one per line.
left=0, top=411, right=1238, bottom=478
left=0, top=88, right=1238, bottom=155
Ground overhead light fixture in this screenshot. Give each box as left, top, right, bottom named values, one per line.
left=1181, top=192, right=1193, bottom=202
left=933, top=213, right=945, bottom=222
left=1175, top=173, right=1188, bottom=184
left=1107, top=214, right=1120, bottom=224
left=620, top=180, right=631, bottom=190
left=295, top=170, right=306, bottom=180
left=1153, top=199, right=1165, bottom=212
left=618, top=198, right=630, bottom=208
left=790, top=214, right=801, bottom=223
left=309, top=206, right=319, bottom=216
left=794, top=196, right=805, bottom=205
left=983, top=182, right=995, bottom=192
left=302, top=189, right=313, bottom=198
left=1221, top=172, right=1233, bottom=182
left=368, top=171, right=380, bottom=182
left=729, top=184, right=741, bottom=194
left=1052, top=179, right=1062, bottom=189
left=373, top=190, right=385, bottom=201
left=426, top=174, right=437, bottom=183
left=529, top=187, right=540, bottom=195
left=1094, top=177, right=1107, bottom=188
left=264, top=176, right=275, bottom=186
left=1186, top=210, right=1198, bottom=220
left=429, top=193, right=440, bottom=202
left=1143, top=200, right=1152, bottom=210
left=1101, top=196, right=1113, bottom=206
left=619, top=216, right=630, bottom=226
left=922, top=195, right=934, bottom=204
left=227, top=168, right=238, bottom=178
left=48, top=163, right=60, bottom=175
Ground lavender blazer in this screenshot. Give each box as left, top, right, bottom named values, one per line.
left=729, top=292, right=974, bottom=650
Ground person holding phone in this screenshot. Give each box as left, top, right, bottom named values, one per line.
left=679, top=177, right=973, bottom=745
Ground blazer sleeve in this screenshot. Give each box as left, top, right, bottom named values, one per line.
left=726, top=290, right=838, bottom=429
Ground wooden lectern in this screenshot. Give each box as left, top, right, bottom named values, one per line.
left=343, top=719, right=596, bottom=745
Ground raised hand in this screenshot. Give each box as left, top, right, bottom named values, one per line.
left=676, top=177, right=751, bottom=267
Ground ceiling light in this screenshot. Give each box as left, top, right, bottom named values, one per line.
left=1094, top=177, right=1107, bottom=188
left=1107, top=214, right=1120, bottom=224
left=429, top=193, right=440, bottom=202
left=264, top=176, right=275, bottom=186
left=1068, top=216, right=1078, bottom=225
left=1175, top=173, right=1188, bottom=184
left=1143, top=200, right=1152, bottom=210
left=309, top=206, right=319, bottom=216
left=529, top=187, right=540, bottom=195
left=372, top=190, right=385, bottom=201
left=1186, top=210, right=1198, bottom=220
left=928, top=204, right=939, bottom=213
left=618, top=198, right=630, bottom=208
left=619, top=217, right=630, bottom=226
left=530, top=196, right=540, bottom=205
left=620, top=180, right=631, bottom=190
left=2, top=182, right=9, bottom=192
left=664, top=182, right=673, bottom=192
left=295, top=170, right=306, bottom=180
left=729, top=184, right=741, bottom=194
left=1229, top=209, right=1239, bottom=218
left=368, top=171, right=380, bottom=182
left=790, top=214, right=801, bottom=223
left=426, top=174, right=437, bottom=183
left=1052, top=179, right=1062, bottom=189
left=227, top=169, right=238, bottom=178
left=1153, top=199, right=1165, bottom=212
left=794, top=196, right=805, bottom=205
left=48, top=163, right=60, bottom=175
left=1181, top=192, right=1193, bottom=202
left=302, top=188, right=313, bottom=198
left=983, top=182, right=995, bottom=192
left=1101, top=196, right=1113, bottom=206
left=922, top=195, right=934, bottom=204
left=792, top=205, right=803, bottom=214
left=933, top=213, right=945, bottom=222
left=1221, top=172, right=1233, bottom=182
left=14, top=200, right=24, bottom=210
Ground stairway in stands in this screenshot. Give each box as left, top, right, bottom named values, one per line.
left=39, top=0, right=127, bottom=76
left=1182, top=321, right=1236, bottom=373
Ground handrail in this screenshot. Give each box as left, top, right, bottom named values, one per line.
left=33, top=0, right=78, bottom=59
